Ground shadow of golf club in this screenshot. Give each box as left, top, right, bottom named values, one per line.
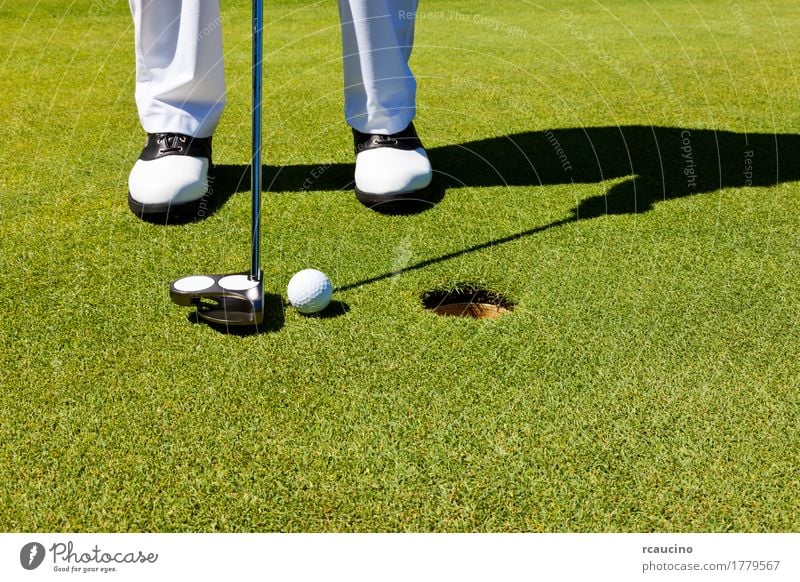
left=336, top=218, right=575, bottom=292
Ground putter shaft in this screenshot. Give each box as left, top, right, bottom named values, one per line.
left=250, top=0, right=263, bottom=280
left=168, top=0, right=266, bottom=328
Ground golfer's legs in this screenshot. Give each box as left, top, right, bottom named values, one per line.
left=129, top=0, right=226, bottom=138
left=338, top=0, right=419, bottom=135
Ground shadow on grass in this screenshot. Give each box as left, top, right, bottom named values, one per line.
left=213, top=163, right=446, bottom=216
left=184, top=296, right=349, bottom=335
left=297, top=299, right=350, bottom=319
left=210, top=126, right=800, bottom=289
left=187, top=292, right=285, bottom=335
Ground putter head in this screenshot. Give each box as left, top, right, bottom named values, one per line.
left=170, top=271, right=264, bottom=326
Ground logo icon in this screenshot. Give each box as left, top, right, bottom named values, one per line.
left=20, top=542, right=46, bottom=570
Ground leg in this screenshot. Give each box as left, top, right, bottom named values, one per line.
left=339, top=0, right=433, bottom=206
left=131, top=0, right=225, bottom=137
left=127, top=0, right=226, bottom=222
left=339, top=0, right=417, bottom=134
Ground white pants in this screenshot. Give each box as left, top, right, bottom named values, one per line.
left=130, top=0, right=419, bottom=138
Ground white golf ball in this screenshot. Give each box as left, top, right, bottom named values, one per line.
left=287, top=269, right=333, bottom=314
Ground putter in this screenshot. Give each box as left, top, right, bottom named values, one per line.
left=169, top=0, right=265, bottom=327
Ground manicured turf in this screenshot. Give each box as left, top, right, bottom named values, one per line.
left=1, top=0, right=798, bottom=531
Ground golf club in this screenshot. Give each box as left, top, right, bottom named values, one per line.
left=169, top=0, right=265, bottom=328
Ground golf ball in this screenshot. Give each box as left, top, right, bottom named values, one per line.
left=287, top=269, right=333, bottom=314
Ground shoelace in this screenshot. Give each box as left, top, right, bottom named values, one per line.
left=156, top=134, right=187, bottom=154
left=373, top=135, right=400, bottom=147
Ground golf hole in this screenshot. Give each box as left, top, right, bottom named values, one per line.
left=421, top=284, right=514, bottom=320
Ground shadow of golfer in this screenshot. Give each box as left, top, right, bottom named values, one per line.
left=213, top=126, right=800, bottom=290
left=431, top=126, right=799, bottom=219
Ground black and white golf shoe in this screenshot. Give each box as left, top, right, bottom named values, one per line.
left=352, top=122, right=433, bottom=209
left=128, top=133, right=213, bottom=223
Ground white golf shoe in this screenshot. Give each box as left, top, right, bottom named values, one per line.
left=128, top=133, right=213, bottom=222
left=353, top=122, right=433, bottom=207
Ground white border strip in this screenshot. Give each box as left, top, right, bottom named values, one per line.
left=2, top=533, right=798, bottom=581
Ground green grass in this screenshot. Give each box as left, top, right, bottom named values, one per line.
left=1, top=0, right=799, bottom=532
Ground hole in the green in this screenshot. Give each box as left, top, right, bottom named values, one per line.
left=421, top=284, right=514, bottom=320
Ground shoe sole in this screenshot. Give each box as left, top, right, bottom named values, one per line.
left=355, top=179, right=441, bottom=215
left=128, top=191, right=212, bottom=225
